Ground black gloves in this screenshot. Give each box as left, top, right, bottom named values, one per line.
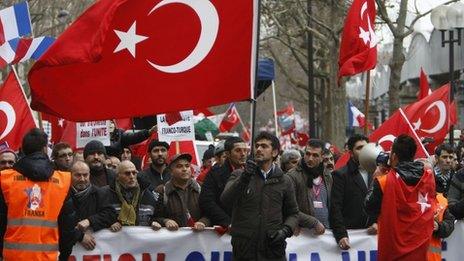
left=241, top=159, right=258, bottom=182
left=269, top=226, right=292, bottom=245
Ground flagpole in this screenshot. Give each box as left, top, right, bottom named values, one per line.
left=399, top=108, right=430, bottom=158
left=271, top=81, right=279, bottom=137
left=363, top=70, right=371, bottom=135
left=250, top=0, right=262, bottom=157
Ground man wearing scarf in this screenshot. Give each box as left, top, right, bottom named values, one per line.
left=107, top=161, right=163, bottom=231
left=69, top=161, right=117, bottom=251
left=288, top=139, right=330, bottom=235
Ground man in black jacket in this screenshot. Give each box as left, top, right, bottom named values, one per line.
left=105, top=121, right=156, bottom=157
left=199, top=137, right=248, bottom=227
left=330, top=134, right=375, bottom=250
left=84, top=140, right=116, bottom=188
left=138, top=140, right=171, bottom=193
left=221, top=132, right=299, bottom=261
left=70, top=161, right=117, bottom=250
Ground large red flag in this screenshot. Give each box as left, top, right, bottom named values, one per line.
left=0, top=71, right=36, bottom=150
left=41, top=113, right=66, bottom=143
left=338, top=0, right=377, bottom=80
left=377, top=168, right=436, bottom=261
left=418, top=68, right=431, bottom=100
left=404, top=84, right=451, bottom=152
left=369, top=109, right=428, bottom=158
left=28, top=0, right=258, bottom=121
left=219, top=104, right=239, bottom=132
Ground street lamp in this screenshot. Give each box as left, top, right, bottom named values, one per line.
left=431, top=3, right=464, bottom=145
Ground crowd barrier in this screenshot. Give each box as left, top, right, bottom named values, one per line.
left=70, top=221, right=464, bottom=260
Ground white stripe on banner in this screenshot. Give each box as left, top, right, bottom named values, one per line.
left=0, top=6, right=18, bottom=42
left=0, top=41, right=15, bottom=63
left=70, top=222, right=464, bottom=260
left=19, top=37, right=43, bottom=62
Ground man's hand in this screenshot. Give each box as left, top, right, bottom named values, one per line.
left=242, top=160, right=258, bottom=180
left=165, top=219, right=179, bottom=231
left=110, top=222, right=122, bottom=232
left=269, top=229, right=287, bottom=245
left=80, top=233, right=96, bottom=250
left=151, top=221, right=162, bottom=231
left=154, top=184, right=165, bottom=194
left=148, top=125, right=157, bottom=135
left=76, top=219, right=91, bottom=232
left=314, top=222, right=325, bottom=235
left=338, top=237, right=351, bottom=250
left=433, top=221, right=439, bottom=232
left=193, top=222, right=206, bottom=231
left=367, top=223, right=378, bottom=235
left=293, top=227, right=301, bottom=237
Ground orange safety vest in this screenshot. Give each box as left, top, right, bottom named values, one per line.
left=0, top=169, right=71, bottom=261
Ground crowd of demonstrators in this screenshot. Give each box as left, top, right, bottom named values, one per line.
left=138, top=140, right=171, bottom=193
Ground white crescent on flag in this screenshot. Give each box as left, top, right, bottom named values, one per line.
left=0, top=101, right=16, bottom=140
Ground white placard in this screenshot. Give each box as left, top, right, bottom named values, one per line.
left=157, top=111, right=195, bottom=143
left=76, top=121, right=110, bottom=149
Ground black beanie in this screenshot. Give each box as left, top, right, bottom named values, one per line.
left=202, top=145, right=215, bottom=161
left=83, top=140, right=107, bottom=159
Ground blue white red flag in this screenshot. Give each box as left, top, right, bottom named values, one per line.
left=348, top=101, right=373, bottom=130
left=0, top=2, right=32, bottom=44
left=0, top=36, right=55, bottom=68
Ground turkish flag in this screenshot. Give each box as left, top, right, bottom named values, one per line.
left=28, top=0, right=257, bottom=121
left=59, top=121, right=77, bottom=150
left=404, top=84, right=451, bottom=152
left=377, top=168, right=436, bottom=261
left=418, top=68, right=431, bottom=100
left=114, top=118, right=133, bottom=130
left=369, top=109, right=428, bottom=158
left=338, top=0, right=377, bottom=80
left=219, top=104, right=239, bottom=132
left=41, top=112, right=66, bottom=143
left=0, top=72, right=37, bottom=150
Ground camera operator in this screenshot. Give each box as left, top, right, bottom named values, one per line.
left=365, top=135, right=437, bottom=260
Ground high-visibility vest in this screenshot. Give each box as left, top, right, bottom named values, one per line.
left=0, top=169, right=71, bottom=261
left=427, top=193, right=447, bottom=261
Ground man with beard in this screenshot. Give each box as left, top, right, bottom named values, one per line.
left=138, top=140, right=170, bottom=193
left=322, top=149, right=335, bottom=174
left=221, top=132, right=298, bottom=261
left=84, top=140, right=116, bottom=188
left=107, top=161, right=163, bottom=231
left=69, top=161, right=117, bottom=251
left=51, top=143, right=74, bottom=171
left=287, top=139, right=329, bottom=234
left=0, top=149, right=17, bottom=171
left=199, top=137, right=248, bottom=227
left=433, top=144, right=455, bottom=194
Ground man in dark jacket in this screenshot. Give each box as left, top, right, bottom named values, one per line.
left=448, top=168, right=464, bottom=219
left=138, top=140, right=171, bottom=193
left=107, top=160, right=163, bottom=231
left=70, top=161, right=117, bottom=251
left=105, top=121, right=156, bottom=158
left=84, top=140, right=116, bottom=188
left=0, top=128, right=78, bottom=261
left=287, top=139, right=329, bottom=234
left=221, top=132, right=299, bottom=261
left=199, top=137, right=248, bottom=227
left=330, top=134, right=375, bottom=250
left=158, top=153, right=210, bottom=231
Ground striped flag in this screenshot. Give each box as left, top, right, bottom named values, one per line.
left=0, top=36, right=55, bottom=68
left=0, top=2, right=32, bottom=44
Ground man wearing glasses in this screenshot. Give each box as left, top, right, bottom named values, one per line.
left=51, top=142, right=74, bottom=171
left=0, top=149, right=16, bottom=171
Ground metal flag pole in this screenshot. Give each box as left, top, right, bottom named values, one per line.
left=363, top=70, right=371, bottom=135
left=250, top=0, right=262, bottom=157
left=272, top=81, right=279, bottom=137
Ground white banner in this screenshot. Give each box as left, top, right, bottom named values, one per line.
left=157, top=111, right=195, bottom=144
left=76, top=121, right=110, bottom=149
left=70, top=222, right=464, bottom=260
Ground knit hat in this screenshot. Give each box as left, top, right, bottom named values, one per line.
left=83, top=140, right=107, bottom=159
left=147, top=140, right=170, bottom=153
left=203, top=145, right=215, bottom=161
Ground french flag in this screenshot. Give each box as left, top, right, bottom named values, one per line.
left=0, top=36, right=55, bottom=68
left=0, top=2, right=32, bottom=44
left=348, top=101, right=373, bottom=130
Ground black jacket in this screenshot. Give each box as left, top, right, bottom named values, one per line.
left=366, top=161, right=455, bottom=239
left=330, top=158, right=374, bottom=243
left=106, top=128, right=150, bottom=157
left=90, top=167, right=116, bottom=188
left=138, top=165, right=171, bottom=191
left=0, top=152, right=78, bottom=261
left=71, top=185, right=117, bottom=240
left=221, top=165, right=299, bottom=260
left=448, top=168, right=464, bottom=219
left=106, top=177, right=163, bottom=226
left=199, top=160, right=234, bottom=227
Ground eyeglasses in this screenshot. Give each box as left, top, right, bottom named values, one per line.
left=58, top=153, right=74, bottom=158
left=0, top=160, right=14, bottom=165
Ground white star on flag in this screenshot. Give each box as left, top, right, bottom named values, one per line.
left=114, top=21, right=148, bottom=58
left=417, top=192, right=431, bottom=214
left=359, top=27, right=370, bottom=45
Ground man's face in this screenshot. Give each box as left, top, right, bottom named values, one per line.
left=228, top=142, right=248, bottom=167
left=254, top=139, right=277, bottom=164
left=170, top=159, right=192, bottom=181
left=0, top=152, right=16, bottom=170
left=438, top=151, right=454, bottom=172
left=121, top=148, right=131, bottom=161
left=85, top=152, right=105, bottom=172
left=150, top=146, right=168, bottom=166
left=322, top=153, right=335, bottom=171
left=71, top=164, right=91, bottom=191
left=106, top=156, right=120, bottom=171
left=304, top=146, right=322, bottom=168
left=351, top=140, right=368, bottom=162
left=55, top=148, right=74, bottom=171
left=284, top=158, right=300, bottom=171
left=215, top=152, right=228, bottom=166
left=118, top=162, right=138, bottom=188
left=203, top=158, right=213, bottom=168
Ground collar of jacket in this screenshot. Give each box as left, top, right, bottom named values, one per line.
left=164, top=178, right=201, bottom=195
left=264, top=166, right=285, bottom=184
left=347, top=157, right=360, bottom=175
